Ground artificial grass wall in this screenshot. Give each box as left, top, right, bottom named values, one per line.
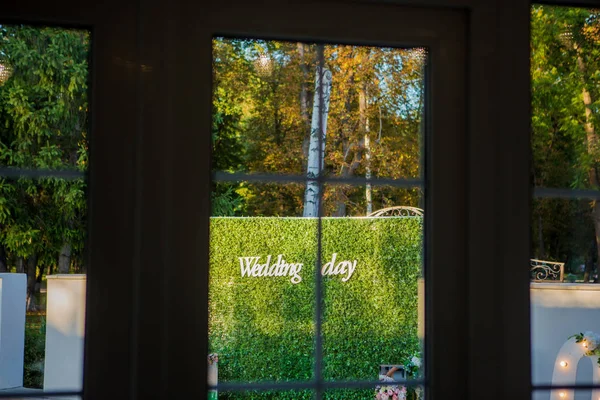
left=209, top=217, right=422, bottom=399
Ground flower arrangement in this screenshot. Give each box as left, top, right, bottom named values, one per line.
left=405, top=356, right=422, bottom=378
left=375, top=385, right=407, bottom=400
left=569, top=331, right=600, bottom=366
left=208, top=353, right=219, bottom=365
left=375, top=353, right=423, bottom=400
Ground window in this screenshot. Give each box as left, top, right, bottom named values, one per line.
left=530, top=4, right=600, bottom=400
left=0, top=1, right=539, bottom=400
left=0, top=23, right=90, bottom=399
left=205, top=3, right=467, bottom=399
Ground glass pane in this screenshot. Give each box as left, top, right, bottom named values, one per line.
left=531, top=5, right=600, bottom=191
left=0, top=25, right=90, bottom=173
left=211, top=36, right=426, bottom=393
left=209, top=195, right=318, bottom=383
left=326, top=385, right=424, bottom=400
left=0, top=23, right=90, bottom=394
left=213, top=389, right=313, bottom=399
left=212, top=38, right=426, bottom=181
left=531, top=5, right=600, bottom=389
left=323, top=184, right=422, bottom=217
left=321, top=184, right=423, bottom=383
left=211, top=181, right=305, bottom=217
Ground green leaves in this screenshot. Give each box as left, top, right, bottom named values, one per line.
left=209, top=217, right=422, bottom=399
left=0, top=25, right=90, bottom=271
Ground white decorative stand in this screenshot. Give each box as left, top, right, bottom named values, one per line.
left=551, top=337, right=600, bottom=399
left=0, top=273, right=26, bottom=389
left=43, top=275, right=86, bottom=393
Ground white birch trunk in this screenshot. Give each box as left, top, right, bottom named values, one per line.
left=365, top=116, right=372, bottom=215
left=303, top=66, right=332, bottom=217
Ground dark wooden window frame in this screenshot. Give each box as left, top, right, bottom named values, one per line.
left=0, top=0, right=540, bottom=399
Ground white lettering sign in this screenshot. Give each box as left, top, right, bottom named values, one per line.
left=238, top=253, right=356, bottom=284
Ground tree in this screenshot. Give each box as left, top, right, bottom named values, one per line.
left=210, top=38, right=426, bottom=217
left=531, top=7, right=600, bottom=279
left=302, top=46, right=332, bottom=217
left=0, top=25, right=90, bottom=308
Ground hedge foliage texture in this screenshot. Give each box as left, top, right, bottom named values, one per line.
left=209, top=217, right=422, bottom=399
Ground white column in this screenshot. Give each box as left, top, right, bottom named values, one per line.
left=44, top=275, right=86, bottom=392
left=0, top=273, right=26, bottom=389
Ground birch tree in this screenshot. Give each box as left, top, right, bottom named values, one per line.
left=303, top=61, right=332, bottom=217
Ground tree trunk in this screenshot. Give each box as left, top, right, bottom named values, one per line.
left=537, top=214, right=546, bottom=260
left=16, top=256, right=24, bottom=273
left=26, top=254, right=38, bottom=311
left=0, top=244, right=7, bottom=273
left=303, top=45, right=332, bottom=217
left=298, top=43, right=311, bottom=160
left=361, top=82, right=373, bottom=215
left=576, top=49, right=600, bottom=283
left=58, top=241, right=72, bottom=274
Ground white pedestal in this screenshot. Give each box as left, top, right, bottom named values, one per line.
left=0, top=273, right=26, bottom=389
left=43, top=275, right=86, bottom=393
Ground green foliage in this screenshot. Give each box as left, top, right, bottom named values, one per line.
left=209, top=217, right=422, bottom=399
left=212, top=38, right=425, bottom=217
left=24, top=316, right=46, bottom=388
left=0, top=25, right=89, bottom=271
left=530, top=7, right=600, bottom=269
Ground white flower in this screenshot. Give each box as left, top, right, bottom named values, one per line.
left=411, top=356, right=422, bottom=368
left=583, top=331, right=600, bottom=351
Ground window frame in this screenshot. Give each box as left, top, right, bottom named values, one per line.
left=205, top=1, right=468, bottom=398
left=0, top=0, right=538, bottom=399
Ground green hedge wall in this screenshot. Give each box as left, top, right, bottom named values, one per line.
left=209, top=217, right=422, bottom=399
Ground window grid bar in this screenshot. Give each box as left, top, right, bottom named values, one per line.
left=533, top=384, right=600, bottom=390
left=0, top=167, right=85, bottom=180
left=209, top=378, right=427, bottom=392
left=533, top=187, right=600, bottom=200
left=0, top=390, right=83, bottom=398
left=314, top=46, right=325, bottom=400
left=212, top=170, right=423, bottom=188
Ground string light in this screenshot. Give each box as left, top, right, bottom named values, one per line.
left=560, top=360, right=568, bottom=367
left=559, top=392, right=566, bottom=398
left=0, top=63, right=12, bottom=85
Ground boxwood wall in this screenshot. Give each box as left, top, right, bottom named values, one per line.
left=209, top=217, right=422, bottom=399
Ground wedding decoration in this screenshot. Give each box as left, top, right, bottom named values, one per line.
left=375, top=353, right=423, bottom=400
left=210, top=217, right=422, bottom=399
left=375, top=385, right=407, bottom=400
left=569, top=331, right=600, bottom=366
left=208, top=353, right=219, bottom=365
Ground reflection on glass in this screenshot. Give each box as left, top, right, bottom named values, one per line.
left=0, top=24, right=90, bottom=394
left=212, top=38, right=425, bottom=180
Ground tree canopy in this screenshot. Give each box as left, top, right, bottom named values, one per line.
left=0, top=25, right=90, bottom=306
left=531, top=6, right=600, bottom=278
left=211, top=39, right=426, bottom=217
